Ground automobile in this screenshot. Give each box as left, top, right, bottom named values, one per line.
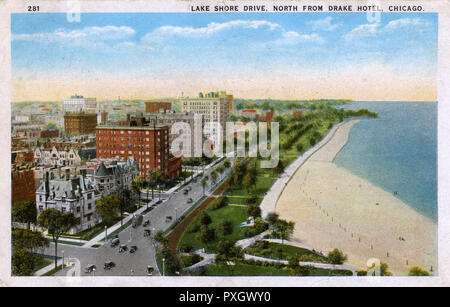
left=143, top=220, right=150, bottom=227
left=165, top=216, right=172, bottom=222
left=132, top=214, right=143, bottom=228
left=130, top=245, right=138, bottom=253
left=147, top=266, right=154, bottom=276
left=110, top=238, right=120, bottom=247
left=119, top=244, right=128, bottom=253
left=84, top=264, right=96, bottom=274
left=188, top=186, right=192, bottom=191
left=104, top=261, right=115, bottom=270
left=143, top=229, right=151, bottom=237
left=187, top=198, right=193, bottom=203
left=183, top=189, right=189, bottom=195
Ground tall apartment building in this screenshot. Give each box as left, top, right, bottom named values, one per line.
left=96, top=118, right=182, bottom=179
left=145, top=101, right=172, bottom=113
left=62, top=94, right=97, bottom=113
left=142, top=112, right=203, bottom=158
left=180, top=92, right=230, bottom=147
left=64, top=112, right=97, bottom=135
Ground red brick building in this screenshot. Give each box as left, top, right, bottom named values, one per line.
left=96, top=121, right=181, bottom=179
left=64, top=112, right=97, bottom=135
left=12, top=167, right=36, bottom=204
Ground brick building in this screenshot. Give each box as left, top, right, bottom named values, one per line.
left=12, top=166, right=36, bottom=204
left=96, top=119, right=182, bottom=179
left=145, top=101, right=172, bottom=113
left=64, top=112, right=97, bottom=135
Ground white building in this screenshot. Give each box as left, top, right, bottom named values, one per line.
left=34, top=147, right=82, bottom=167
left=36, top=171, right=101, bottom=232
left=62, top=94, right=97, bottom=113
left=180, top=92, right=230, bottom=149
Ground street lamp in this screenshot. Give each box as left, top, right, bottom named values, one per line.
left=175, top=208, right=178, bottom=221
left=92, top=267, right=96, bottom=277
left=62, top=250, right=64, bottom=268
left=104, top=225, right=108, bottom=242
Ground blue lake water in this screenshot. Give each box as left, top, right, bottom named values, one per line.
left=333, top=101, right=437, bottom=222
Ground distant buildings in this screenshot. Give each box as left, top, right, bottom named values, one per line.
left=180, top=92, right=231, bottom=147
left=12, top=165, right=36, bottom=205
left=62, top=94, right=97, bottom=113
left=34, top=147, right=82, bottom=167
left=36, top=171, right=100, bottom=232
left=64, top=111, right=97, bottom=135
left=43, top=135, right=96, bottom=149
left=96, top=117, right=182, bottom=179
left=145, top=101, right=172, bottom=113
left=142, top=111, right=203, bottom=158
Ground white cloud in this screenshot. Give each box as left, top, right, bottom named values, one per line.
left=12, top=25, right=135, bottom=42
left=141, top=20, right=281, bottom=45
left=309, top=17, right=341, bottom=31
left=384, top=18, right=430, bottom=30
left=277, top=31, right=324, bottom=45
left=344, top=23, right=380, bottom=40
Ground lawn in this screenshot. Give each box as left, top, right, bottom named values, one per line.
left=245, top=242, right=329, bottom=263
left=178, top=204, right=249, bottom=253
left=226, top=196, right=263, bottom=206
left=206, top=263, right=290, bottom=276
left=33, top=257, right=52, bottom=273
left=204, top=262, right=352, bottom=276
left=223, top=176, right=275, bottom=196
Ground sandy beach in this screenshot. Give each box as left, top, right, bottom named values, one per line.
left=275, top=120, right=438, bottom=275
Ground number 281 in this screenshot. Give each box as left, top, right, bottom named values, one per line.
left=28, top=6, right=39, bottom=12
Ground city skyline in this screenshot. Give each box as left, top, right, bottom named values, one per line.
left=12, top=12, right=437, bottom=102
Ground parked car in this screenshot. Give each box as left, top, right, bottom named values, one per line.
left=143, top=229, right=151, bottom=237
left=147, top=266, right=154, bottom=276
left=143, top=220, right=150, bottom=227
left=110, top=238, right=120, bottom=247
left=104, top=261, right=115, bottom=270
left=119, top=244, right=127, bottom=253
left=165, top=216, right=172, bottom=223
left=84, top=264, right=96, bottom=274
left=130, top=245, right=138, bottom=253
left=187, top=198, right=193, bottom=203
left=183, top=189, right=189, bottom=195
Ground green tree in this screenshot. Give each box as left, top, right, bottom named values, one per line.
left=274, top=219, right=295, bottom=245
left=219, top=220, right=233, bottom=236
left=409, top=266, right=430, bottom=276
left=131, top=176, right=144, bottom=206
left=247, top=205, right=261, bottom=220
left=201, top=177, right=208, bottom=195
left=96, top=194, right=121, bottom=225
left=154, top=230, right=168, bottom=245
left=12, top=228, right=48, bottom=252
left=223, top=159, right=231, bottom=169
left=210, top=170, right=218, bottom=186
left=12, top=201, right=37, bottom=229
left=266, top=212, right=279, bottom=226
left=288, top=256, right=311, bottom=276
left=327, top=248, right=348, bottom=265
left=37, top=208, right=78, bottom=269
left=199, top=211, right=212, bottom=226
left=215, top=240, right=244, bottom=275
left=198, top=225, right=215, bottom=244
left=12, top=249, right=40, bottom=276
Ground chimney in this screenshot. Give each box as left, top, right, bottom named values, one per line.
left=65, top=169, right=70, bottom=180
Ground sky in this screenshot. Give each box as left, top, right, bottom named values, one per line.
left=11, top=12, right=438, bottom=102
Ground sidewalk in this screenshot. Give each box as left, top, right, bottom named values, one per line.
left=34, top=258, right=64, bottom=276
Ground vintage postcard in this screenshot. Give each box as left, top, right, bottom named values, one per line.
left=1, top=0, right=450, bottom=288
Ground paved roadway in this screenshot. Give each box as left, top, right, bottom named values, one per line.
left=39, top=158, right=233, bottom=276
